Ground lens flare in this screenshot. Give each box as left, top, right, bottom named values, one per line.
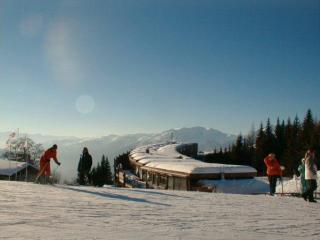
left=75, top=95, right=95, bottom=114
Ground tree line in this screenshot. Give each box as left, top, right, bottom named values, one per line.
left=203, top=109, right=320, bottom=176
left=78, top=155, right=113, bottom=187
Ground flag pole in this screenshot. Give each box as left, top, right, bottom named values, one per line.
left=15, top=146, right=18, bottom=181
left=9, top=142, right=11, bottom=181
left=7, top=130, right=17, bottom=181
left=25, top=136, right=28, bottom=182
left=24, top=148, right=27, bottom=182
left=15, top=128, right=19, bottom=181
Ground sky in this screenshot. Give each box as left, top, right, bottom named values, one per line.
left=0, top=0, right=319, bottom=137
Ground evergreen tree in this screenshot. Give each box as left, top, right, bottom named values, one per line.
left=274, top=118, right=286, bottom=162
left=246, top=124, right=256, bottom=149
left=283, top=118, right=294, bottom=175
left=231, top=134, right=252, bottom=166
left=91, top=155, right=113, bottom=187
left=254, top=123, right=266, bottom=174
left=292, top=115, right=303, bottom=170
left=246, top=124, right=256, bottom=168
left=301, top=109, right=315, bottom=150
left=231, top=135, right=244, bottom=164
left=265, top=118, right=276, bottom=154
left=201, top=110, right=317, bottom=177
left=314, top=122, right=320, bottom=166
left=104, top=156, right=113, bottom=185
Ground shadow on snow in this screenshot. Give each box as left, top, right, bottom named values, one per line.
left=57, top=185, right=171, bottom=207
left=107, top=186, right=192, bottom=199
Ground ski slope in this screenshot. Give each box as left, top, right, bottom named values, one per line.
left=0, top=181, right=319, bottom=240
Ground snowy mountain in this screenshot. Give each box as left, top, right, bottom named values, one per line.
left=0, top=127, right=236, bottom=181
left=1, top=181, right=319, bottom=240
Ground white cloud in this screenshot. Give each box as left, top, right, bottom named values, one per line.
left=44, top=19, right=82, bottom=86
left=20, top=15, right=43, bottom=37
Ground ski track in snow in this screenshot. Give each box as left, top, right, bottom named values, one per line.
left=0, top=181, right=319, bottom=240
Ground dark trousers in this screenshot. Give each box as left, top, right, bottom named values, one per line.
left=302, top=180, right=317, bottom=201
left=78, top=170, right=90, bottom=185
left=268, top=176, right=280, bottom=195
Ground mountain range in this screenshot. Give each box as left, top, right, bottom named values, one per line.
left=0, top=127, right=236, bottom=181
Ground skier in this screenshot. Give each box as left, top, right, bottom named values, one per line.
left=302, top=149, right=318, bottom=202
left=298, top=158, right=307, bottom=194
left=77, top=147, right=92, bottom=185
left=264, top=153, right=282, bottom=195
left=37, top=144, right=61, bottom=183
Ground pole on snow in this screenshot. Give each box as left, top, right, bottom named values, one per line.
left=280, top=166, right=285, bottom=196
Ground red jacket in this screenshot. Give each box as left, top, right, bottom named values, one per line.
left=40, top=148, right=57, bottom=163
left=264, top=155, right=282, bottom=176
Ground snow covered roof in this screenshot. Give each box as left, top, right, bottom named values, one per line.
left=130, top=143, right=257, bottom=175
left=0, top=158, right=39, bottom=176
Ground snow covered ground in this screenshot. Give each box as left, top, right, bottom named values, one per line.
left=0, top=181, right=319, bottom=240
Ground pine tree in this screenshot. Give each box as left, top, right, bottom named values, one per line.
left=274, top=118, right=286, bottom=162
left=246, top=124, right=256, bottom=149
left=231, top=135, right=244, bottom=164
left=91, top=155, right=113, bottom=187
left=254, top=123, right=266, bottom=174
left=292, top=115, right=303, bottom=171
left=283, top=118, right=294, bottom=175
left=314, top=122, right=320, bottom=166
left=231, top=134, right=252, bottom=166
left=265, top=118, right=276, bottom=155
left=104, top=156, right=113, bottom=185
left=199, top=110, right=317, bottom=176
left=301, top=109, right=315, bottom=150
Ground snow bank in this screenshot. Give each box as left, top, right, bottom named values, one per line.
left=276, top=171, right=320, bottom=193
left=200, top=177, right=270, bottom=194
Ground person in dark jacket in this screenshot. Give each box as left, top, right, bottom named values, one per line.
left=77, top=147, right=92, bottom=185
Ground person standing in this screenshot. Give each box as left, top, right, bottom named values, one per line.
left=264, top=153, right=282, bottom=195
left=298, top=158, right=307, bottom=194
left=302, top=149, right=318, bottom=202
left=37, top=144, right=61, bottom=182
left=77, top=147, right=92, bottom=185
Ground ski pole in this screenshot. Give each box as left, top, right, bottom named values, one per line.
left=280, top=166, right=285, bottom=196
left=293, top=174, right=299, bottom=193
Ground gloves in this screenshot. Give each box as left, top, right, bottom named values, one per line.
left=57, top=162, right=61, bottom=166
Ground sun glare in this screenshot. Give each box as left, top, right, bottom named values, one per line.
left=75, top=95, right=95, bottom=114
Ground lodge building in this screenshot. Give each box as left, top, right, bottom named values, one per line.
left=115, top=142, right=257, bottom=191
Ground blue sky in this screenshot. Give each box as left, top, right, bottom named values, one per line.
left=0, top=0, right=319, bottom=137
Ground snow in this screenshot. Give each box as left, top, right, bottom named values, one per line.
left=276, top=171, right=320, bottom=193
left=0, top=181, right=320, bottom=240
left=200, top=177, right=270, bottom=194
left=197, top=171, right=320, bottom=195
